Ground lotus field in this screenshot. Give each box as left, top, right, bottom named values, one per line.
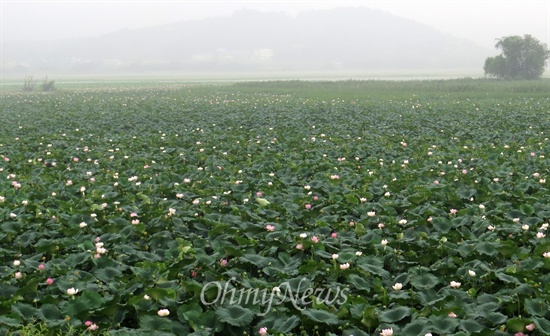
left=1, top=80, right=550, bottom=336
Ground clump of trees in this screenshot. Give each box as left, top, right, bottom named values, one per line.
left=22, top=75, right=55, bottom=92
left=484, top=34, right=550, bottom=80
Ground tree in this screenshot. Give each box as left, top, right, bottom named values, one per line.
left=484, top=34, right=550, bottom=80
left=22, top=75, right=36, bottom=92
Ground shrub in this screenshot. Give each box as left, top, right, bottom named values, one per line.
left=41, top=77, right=55, bottom=92
left=22, top=75, right=36, bottom=92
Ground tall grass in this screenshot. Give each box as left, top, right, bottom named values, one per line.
left=3, top=77, right=548, bottom=101
left=231, top=78, right=550, bottom=100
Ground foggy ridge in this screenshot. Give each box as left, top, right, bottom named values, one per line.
left=1, top=7, right=492, bottom=75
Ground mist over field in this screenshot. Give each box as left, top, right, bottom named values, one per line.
left=1, top=1, right=548, bottom=79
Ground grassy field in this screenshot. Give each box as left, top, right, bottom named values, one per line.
left=3, top=76, right=549, bottom=98
left=1, top=79, right=550, bottom=335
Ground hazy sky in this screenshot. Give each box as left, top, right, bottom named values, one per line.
left=1, top=1, right=549, bottom=49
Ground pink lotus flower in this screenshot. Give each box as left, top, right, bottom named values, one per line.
left=450, top=209, right=458, bottom=214
left=434, top=180, right=439, bottom=185
left=331, top=232, right=338, bottom=238
left=313, top=196, right=319, bottom=201
left=305, top=203, right=312, bottom=210
left=266, top=224, right=275, bottom=232
left=339, top=263, right=350, bottom=270
left=46, top=278, right=54, bottom=285
left=380, top=328, right=393, bottom=336
left=73, top=157, right=79, bottom=162
left=259, top=327, right=268, bottom=335
left=220, top=259, right=228, bottom=267
left=256, top=191, right=263, bottom=197
left=448, top=312, right=457, bottom=318
left=38, top=264, right=45, bottom=271
left=526, top=323, right=535, bottom=331
left=311, top=236, right=319, bottom=243
left=296, top=244, right=303, bottom=250
left=157, top=309, right=170, bottom=317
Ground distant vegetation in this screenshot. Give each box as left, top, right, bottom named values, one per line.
left=232, top=78, right=550, bottom=100
left=41, top=77, right=56, bottom=92
left=484, top=35, right=550, bottom=80
left=22, top=76, right=36, bottom=92
left=21, top=75, right=55, bottom=92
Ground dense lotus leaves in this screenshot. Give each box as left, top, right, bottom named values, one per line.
left=0, top=81, right=549, bottom=334
left=524, top=298, right=549, bottom=317
left=378, top=305, right=411, bottom=323
left=214, top=306, right=255, bottom=327
left=400, top=318, right=431, bottom=335
left=11, top=302, right=38, bottom=322
left=532, top=317, right=550, bottom=334
left=300, top=309, right=340, bottom=325
left=428, top=315, right=460, bottom=334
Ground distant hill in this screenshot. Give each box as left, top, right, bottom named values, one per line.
left=1, top=7, right=492, bottom=75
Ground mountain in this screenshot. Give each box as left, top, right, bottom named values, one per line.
left=1, top=7, right=491, bottom=75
